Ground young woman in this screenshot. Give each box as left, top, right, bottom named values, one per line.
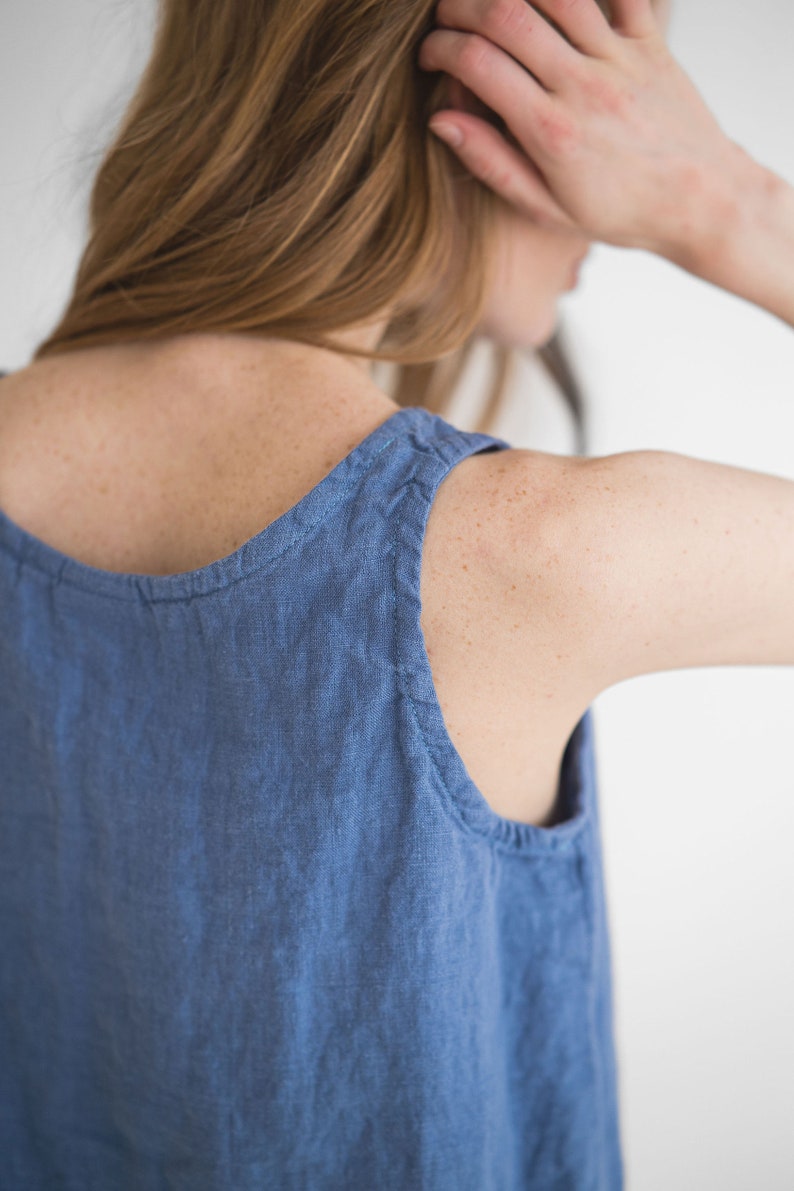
left=0, top=1, right=791, bottom=1187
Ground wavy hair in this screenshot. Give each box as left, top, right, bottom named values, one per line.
left=31, top=0, right=658, bottom=451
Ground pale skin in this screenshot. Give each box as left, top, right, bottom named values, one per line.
left=417, top=0, right=794, bottom=328
left=0, top=7, right=637, bottom=831
left=1, top=0, right=792, bottom=829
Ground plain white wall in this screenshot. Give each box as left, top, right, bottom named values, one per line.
left=2, top=2, right=793, bottom=1187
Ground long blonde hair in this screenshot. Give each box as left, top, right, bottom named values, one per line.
left=30, top=0, right=639, bottom=445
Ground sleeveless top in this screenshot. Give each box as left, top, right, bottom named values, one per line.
left=0, top=393, right=623, bottom=1190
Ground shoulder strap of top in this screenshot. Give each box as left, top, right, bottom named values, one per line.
left=395, top=405, right=512, bottom=470
left=380, top=407, right=597, bottom=855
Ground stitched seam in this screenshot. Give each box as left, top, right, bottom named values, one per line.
left=391, top=461, right=590, bottom=858
left=0, top=434, right=403, bottom=605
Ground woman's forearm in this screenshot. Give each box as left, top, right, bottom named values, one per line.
left=670, top=144, right=794, bottom=331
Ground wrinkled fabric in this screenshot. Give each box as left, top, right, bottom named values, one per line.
left=0, top=397, right=623, bottom=1190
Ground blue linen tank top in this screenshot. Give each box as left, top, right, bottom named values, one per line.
left=0, top=392, right=623, bottom=1190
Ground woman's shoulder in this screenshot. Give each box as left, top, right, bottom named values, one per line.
left=456, top=444, right=794, bottom=701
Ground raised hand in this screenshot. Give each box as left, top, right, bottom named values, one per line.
left=418, top=0, right=743, bottom=261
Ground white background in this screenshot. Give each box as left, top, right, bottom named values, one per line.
left=2, top=1, right=793, bottom=1186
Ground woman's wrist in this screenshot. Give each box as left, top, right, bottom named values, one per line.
left=663, top=142, right=794, bottom=330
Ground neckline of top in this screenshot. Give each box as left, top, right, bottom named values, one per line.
left=0, top=404, right=458, bottom=603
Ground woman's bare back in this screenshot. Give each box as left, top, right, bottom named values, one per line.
left=0, top=347, right=586, bottom=829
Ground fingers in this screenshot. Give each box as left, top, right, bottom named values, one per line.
left=445, top=74, right=497, bottom=124
left=433, top=0, right=586, bottom=93
left=606, top=0, right=660, bottom=38
left=432, top=0, right=616, bottom=65
left=427, top=109, right=580, bottom=230
left=419, top=27, right=577, bottom=162
left=525, top=0, right=615, bottom=56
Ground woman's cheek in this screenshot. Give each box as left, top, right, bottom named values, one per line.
left=475, top=213, right=580, bottom=347
left=476, top=287, right=559, bottom=349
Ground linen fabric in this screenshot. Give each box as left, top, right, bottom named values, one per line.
left=0, top=395, right=623, bottom=1189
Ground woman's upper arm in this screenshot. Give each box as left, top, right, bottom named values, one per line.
left=497, top=446, right=794, bottom=698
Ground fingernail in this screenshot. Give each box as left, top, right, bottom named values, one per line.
left=428, top=120, right=463, bottom=148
